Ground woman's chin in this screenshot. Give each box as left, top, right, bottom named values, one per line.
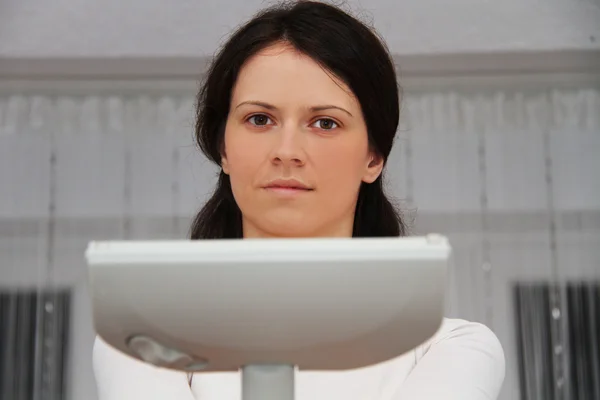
left=261, top=223, right=318, bottom=238
left=245, top=214, right=323, bottom=238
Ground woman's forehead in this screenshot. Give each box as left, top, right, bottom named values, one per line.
left=231, top=43, right=359, bottom=110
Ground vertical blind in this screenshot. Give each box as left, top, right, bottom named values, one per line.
left=0, top=289, right=71, bottom=400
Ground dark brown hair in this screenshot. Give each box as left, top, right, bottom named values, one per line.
left=190, top=1, right=406, bottom=239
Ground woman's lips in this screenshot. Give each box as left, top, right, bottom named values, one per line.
left=262, top=179, right=313, bottom=195
left=264, top=186, right=313, bottom=195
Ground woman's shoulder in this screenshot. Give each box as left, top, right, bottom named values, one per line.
left=427, top=317, right=504, bottom=353
left=93, top=336, right=195, bottom=400
left=418, top=317, right=505, bottom=365
left=405, top=317, right=505, bottom=398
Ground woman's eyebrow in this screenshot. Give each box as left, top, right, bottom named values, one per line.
left=234, top=101, right=353, bottom=118
left=235, top=101, right=278, bottom=111
left=310, top=105, right=353, bottom=118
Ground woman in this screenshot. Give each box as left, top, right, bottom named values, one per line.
left=93, top=1, right=505, bottom=399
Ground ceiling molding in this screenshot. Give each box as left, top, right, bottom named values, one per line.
left=1, top=73, right=599, bottom=96
left=0, top=50, right=598, bottom=95
left=394, top=49, right=600, bottom=77
left=1, top=49, right=599, bottom=80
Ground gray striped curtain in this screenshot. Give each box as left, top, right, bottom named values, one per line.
left=0, top=289, right=71, bottom=400
left=515, top=282, right=600, bottom=400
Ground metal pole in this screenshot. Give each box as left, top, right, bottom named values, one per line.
left=242, top=364, right=295, bottom=400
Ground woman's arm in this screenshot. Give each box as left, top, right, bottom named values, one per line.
left=391, top=318, right=506, bottom=400
left=93, top=336, right=195, bottom=400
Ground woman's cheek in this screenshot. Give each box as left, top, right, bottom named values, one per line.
left=227, top=140, right=264, bottom=174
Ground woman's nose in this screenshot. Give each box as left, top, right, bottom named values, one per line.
left=270, top=126, right=306, bottom=167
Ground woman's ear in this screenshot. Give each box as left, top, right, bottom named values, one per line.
left=362, top=152, right=384, bottom=184
left=221, top=154, right=230, bottom=175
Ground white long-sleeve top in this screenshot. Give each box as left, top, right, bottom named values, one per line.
left=93, top=318, right=505, bottom=400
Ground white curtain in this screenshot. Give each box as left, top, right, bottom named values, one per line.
left=0, top=87, right=598, bottom=400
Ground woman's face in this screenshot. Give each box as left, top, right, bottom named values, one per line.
left=222, top=42, right=383, bottom=238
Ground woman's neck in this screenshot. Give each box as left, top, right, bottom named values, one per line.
left=242, top=217, right=354, bottom=239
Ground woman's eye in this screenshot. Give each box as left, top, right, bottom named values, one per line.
left=248, top=114, right=273, bottom=126
left=311, top=118, right=338, bottom=130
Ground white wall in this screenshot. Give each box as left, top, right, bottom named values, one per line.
left=1, top=0, right=600, bottom=58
